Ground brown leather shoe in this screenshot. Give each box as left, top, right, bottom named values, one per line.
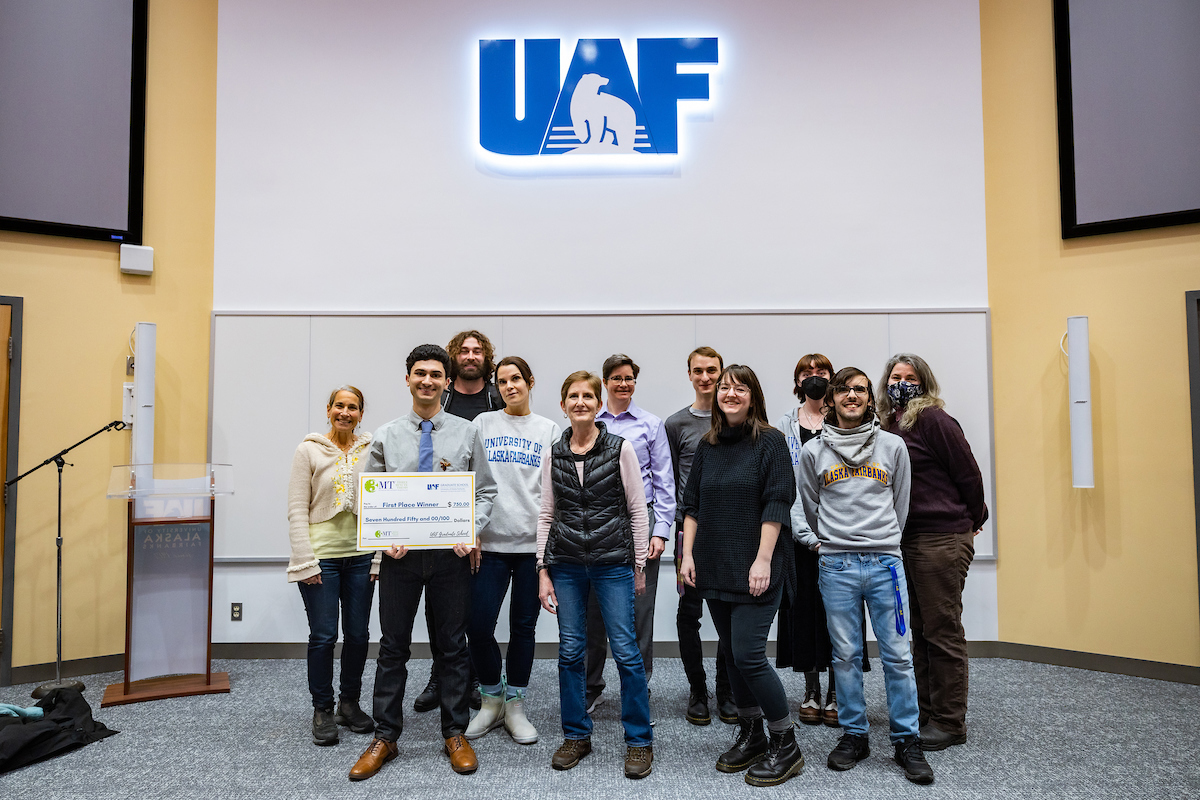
left=445, top=735, right=478, bottom=774
left=348, top=738, right=398, bottom=781
left=551, top=738, right=592, bottom=770
left=797, top=687, right=822, bottom=725
left=624, top=744, right=653, bottom=779
left=823, top=687, right=840, bottom=727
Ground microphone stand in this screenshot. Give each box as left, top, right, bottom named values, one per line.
left=4, top=420, right=127, bottom=698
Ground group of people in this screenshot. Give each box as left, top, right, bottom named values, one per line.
left=286, top=329, right=988, bottom=787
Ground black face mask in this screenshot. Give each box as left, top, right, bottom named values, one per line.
left=800, top=375, right=829, bottom=401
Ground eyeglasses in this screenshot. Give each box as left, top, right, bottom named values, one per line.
left=717, top=384, right=749, bottom=396
left=833, top=385, right=870, bottom=397
left=608, top=376, right=637, bottom=384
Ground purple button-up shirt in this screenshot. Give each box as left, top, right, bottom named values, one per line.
left=597, top=401, right=676, bottom=541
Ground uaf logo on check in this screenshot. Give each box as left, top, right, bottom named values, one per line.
left=479, top=38, right=718, bottom=157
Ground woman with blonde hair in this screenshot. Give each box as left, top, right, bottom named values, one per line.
left=536, top=371, right=653, bottom=779
left=878, top=354, right=988, bottom=751
left=287, top=385, right=379, bottom=746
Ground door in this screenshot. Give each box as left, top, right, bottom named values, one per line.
left=0, top=303, right=9, bottom=631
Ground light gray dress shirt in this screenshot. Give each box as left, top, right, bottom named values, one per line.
left=365, top=408, right=497, bottom=536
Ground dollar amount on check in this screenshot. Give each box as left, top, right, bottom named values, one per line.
left=357, top=472, right=476, bottom=550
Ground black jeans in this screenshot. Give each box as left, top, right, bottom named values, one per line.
left=706, top=595, right=789, bottom=723
left=677, top=578, right=731, bottom=697
left=372, top=550, right=472, bottom=740
left=468, top=552, right=540, bottom=688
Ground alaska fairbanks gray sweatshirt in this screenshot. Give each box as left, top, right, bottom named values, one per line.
left=798, top=419, right=910, bottom=556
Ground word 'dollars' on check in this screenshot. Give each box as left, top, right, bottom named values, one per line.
left=357, top=473, right=477, bottom=549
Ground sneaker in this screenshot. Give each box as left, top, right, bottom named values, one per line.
left=552, top=738, right=592, bottom=771
left=334, top=699, right=375, bottom=734
left=686, top=688, right=712, bottom=726
left=716, top=693, right=738, bottom=725
left=465, top=691, right=505, bottom=740
left=624, top=745, right=653, bottom=779
left=894, top=735, right=935, bottom=784
left=503, top=695, right=538, bottom=745
left=585, top=690, right=604, bottom=714
left=822, top=687, right=840, bottom=728
left=716, top=716, right=768, bottom=773
left=745, top=726, right=804, bottom=787
left=826, top=733, right=870, bottom=771
left=312, top=707, right=339, bottom=746
left=919, top=723, right=966, bottom=751
left=797, top=686, right=822, bottom=725
left=414, top=671, right=440, bottom=713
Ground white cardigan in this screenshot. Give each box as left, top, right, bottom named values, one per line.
left=286, top=432, right=379, bottom=582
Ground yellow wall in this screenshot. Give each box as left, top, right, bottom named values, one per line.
left=983, top=1, right=1200, bottom=665
left=2, top=0, right=1197, bottom=671
left=0, top=0, right=216, bottom=667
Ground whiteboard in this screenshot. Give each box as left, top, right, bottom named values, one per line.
left=209, top=310, right=996, bottom=561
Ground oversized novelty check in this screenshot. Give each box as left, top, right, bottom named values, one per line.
left=357, top=472, right=476, bottom=550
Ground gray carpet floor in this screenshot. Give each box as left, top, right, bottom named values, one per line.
left=3, top=657, right=1199, bottom=798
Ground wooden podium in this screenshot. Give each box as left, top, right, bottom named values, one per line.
left=102, top=464, right=233, bottom=707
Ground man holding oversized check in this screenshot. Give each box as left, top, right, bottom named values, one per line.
left=348, top=344, right=497, bottom=782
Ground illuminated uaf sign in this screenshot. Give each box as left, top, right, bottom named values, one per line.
left=478, top=38, right=718, bottom=158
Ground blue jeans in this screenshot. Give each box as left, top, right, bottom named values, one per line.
left=549, top=562, right=652, bottom=747
left=468, top=552, right=540, bottom=688
left=819, top=552, right=920, bottom=742
left=296, top=553, right=375, bottom=710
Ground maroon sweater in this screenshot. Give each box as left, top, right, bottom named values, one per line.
left=891, top=407, right=988, bottom=535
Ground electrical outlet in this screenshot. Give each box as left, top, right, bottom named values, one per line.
left=231, top=602, right=243, bottom=621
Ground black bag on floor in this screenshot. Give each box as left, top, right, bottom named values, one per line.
left=0, top=688, right=118, bottom=774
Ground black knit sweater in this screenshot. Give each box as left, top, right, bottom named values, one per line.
left=680, top=425, right=796, bottom=604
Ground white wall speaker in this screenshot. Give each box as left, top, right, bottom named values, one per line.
left=119, top=243, right=154, bottom=275
left=1066, top=316, right=1094, bottom=488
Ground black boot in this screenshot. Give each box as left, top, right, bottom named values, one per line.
left=716, top=716, right=768, bottom=773
left=413, top=669, right=440, bottom=713
left=335, top=699, right=375, bottom=734
left=745, top=726, right=805, bottom=787
left=312, top=708, right=339, bottom=746
left=716, top=693, right=738, bottom=724
left=686, top=687, right=712, bottom=726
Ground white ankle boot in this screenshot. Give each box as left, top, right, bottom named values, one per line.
left=465, top=692, right=505, bottom=740
left=503, top=695, right=538, bottom=744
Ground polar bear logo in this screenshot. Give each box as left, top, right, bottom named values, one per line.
left=567, top=74, right=638, bottom=154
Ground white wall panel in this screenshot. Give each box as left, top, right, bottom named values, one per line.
left=214, top=0, right=986, bottom=312
left=210, top=310, right=997, bottom=642
left=212, top=315, right=310, bottom=559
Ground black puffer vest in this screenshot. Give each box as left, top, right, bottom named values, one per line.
left=543, top=423, right=633, bottom=567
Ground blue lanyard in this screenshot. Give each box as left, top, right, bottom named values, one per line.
left=889, top=564, right=906, bottom=636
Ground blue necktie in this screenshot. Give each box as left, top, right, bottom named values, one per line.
left=418, top=419, right=433, bottom=472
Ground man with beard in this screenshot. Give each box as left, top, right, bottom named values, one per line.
left=440, top=330, right=504, bottom=419
left=798, top=366, right=933, bottom=785
left=413, top=329, right=502, bottom=715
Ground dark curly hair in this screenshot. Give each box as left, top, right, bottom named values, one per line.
left=446, top=330, right=496, bottom=382
left=406, top=344, right=451, bottom=375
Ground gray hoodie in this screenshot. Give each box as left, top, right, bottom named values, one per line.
left=798, top=419, right=910, bottom=556
left=778, top=408, right=819, bottom=549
